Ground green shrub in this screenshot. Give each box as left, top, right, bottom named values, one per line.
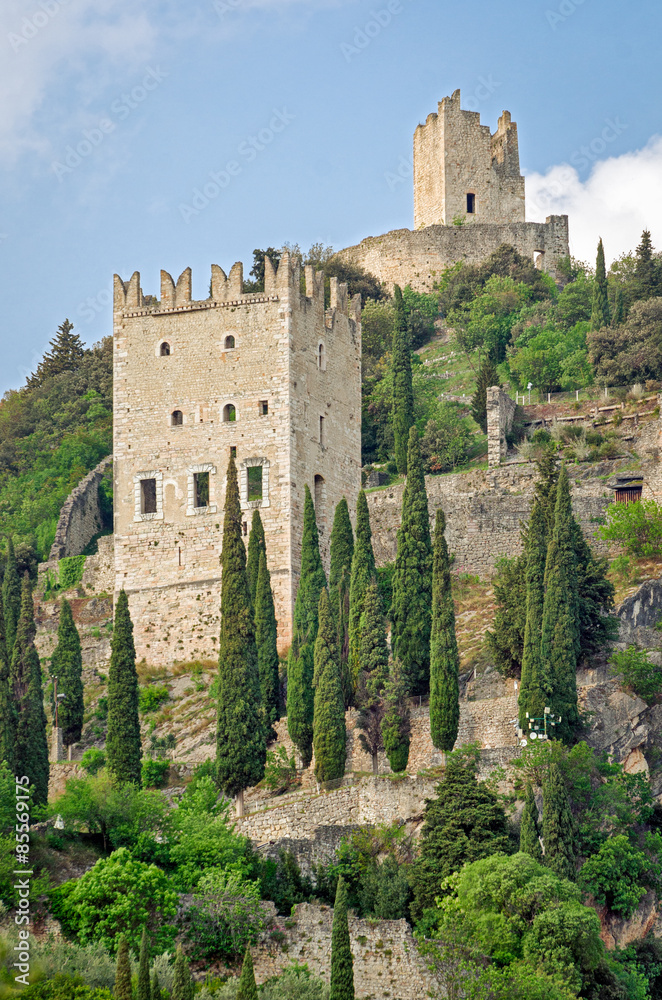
left=598, top=499, right=662, bottom=557
left=138, top=685, right=169, bottom=714
left=578, top=835, right=650, bottom=917
left=80, top=749, right=106, bottom=775
left=9, top=974, right=113, bottom=1000
left=610, top=646, right=662, bottom=704
left=95, top=696, right=108, bottom=721
left=262, top=746, right=298, bottom=795
left=30, top=938, right=119, bottom=989
left=180, top=868, right=269, bottom=962
left=59, top=555, right=87, bottom=591
left=142, top=758, right=170, bottom=788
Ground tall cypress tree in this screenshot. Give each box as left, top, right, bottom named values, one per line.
left=330, top=877, right=355, bottom=1000
left=237, top=949, right=258, bottom=1000
left=518, top=500, right=549, bottom=731
left=172, top=945, right=194, bottom=1000
left=114, top=935, right=132, bottom=1000
left=2, top=537, right=21, bottom=658
left=329, top=498, right=354, bottom=707
left=255, top=549, right=279, bottom=728
left=542, top=762, right=575, bottom=879
left=356, top=581, right=389, bottom=774
left=216, top=456, right=266, bottom=810
left=348, top=490, right=376, bottom=686
left=591, top=238, right=610, bottom=330
left=51, top=599, right=84, bottom=752
left=313, top=589, right=346, bottom=784
left=11, top=577, right=49, bottom=805
left=287, top=485, right=327, bottom=767
left=106, top=590, right=142, bottom=787
left=635, top=229, right=660, bottom=300
left=337, top=566, right=353, bottom=710
left=151, top=972, right=162, bottom=1000
left=392, top=284, right=414, bottom=476
left=137, top=929, right=151, bottom=1000
left=0, top=595, right=15, bottom=768
left=540, top=466, right=580, bottom=741
left=381, top=665, right=411, bottom=774
left=429, top=509, right=459, bottom=753
left=519, top=782, right=542, bottom=860
left=391, top=427, right=433, bottom=696
left=470, top=355, right=500, bottom=434
left=246, top=509, right=266, bottom=610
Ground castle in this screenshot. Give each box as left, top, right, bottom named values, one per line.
left=339, top=89, right=570, bottom=289
left=112, top=255, right=362, bottom=664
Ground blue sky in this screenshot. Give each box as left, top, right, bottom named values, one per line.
left=1, top=0, right=661, bottom=393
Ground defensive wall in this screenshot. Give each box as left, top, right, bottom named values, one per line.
left=48, top=455, right=112, bottom=560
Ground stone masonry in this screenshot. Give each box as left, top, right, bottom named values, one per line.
left=113, top=255, right=362, bottom=663
left=48, top=455, right=112, bottom=560
left=486, top=385, right=516, bottom=467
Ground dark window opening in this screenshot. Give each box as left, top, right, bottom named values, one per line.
left=319, top=415, right=325, bottom=446
left=230, top=446, right=237, bottom=459
left=242, top=521, right=248, bottom=536
left=260, top=400, right=268, bottom=416
left=466, top=193, right=475, bottom=214
left=318, top=343, right=325, bottom=369
left=247, top=466, right=263, bottom=501
left=160, top=342, right=171, bottom=356
left=141, top=478, right=157, bottom=514
left=314, top=474, right=326, bottom=529
left=223, top=403, right=236, bottom=422
left=171, top=410, right=183, bottom=426
left=224, top=335, right=235, bottom=349
left=194, top=471, right=209, bottom=508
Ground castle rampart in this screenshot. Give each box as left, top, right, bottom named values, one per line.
left=113, top=254, right=362, bottom=664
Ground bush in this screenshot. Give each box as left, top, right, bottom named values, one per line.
left=598, top=499, right=662, bottom=557
left=579, top=835, right=650, bottom=918
left=58, top=554, right=87, bottom=591
left=180, top=868, right=269, bottom=962
left=420, top=406, right=473, bottom=473
left=138, top=685, right=169, bottom=713
left=262, top=746, right=299, bottom=795
left=142, top=757, right=170, bottom=788
left=258, top=851, right=314, bottom=915
left=80, top=749, right=106, bottom=775
left=10, top=974, right=113, bottom=1000
left=610, top=646, right=662, bottom=704
left=30, top=937, right=118, bottom=989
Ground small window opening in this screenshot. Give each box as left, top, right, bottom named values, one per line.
left=466, top=193, right=475, bottom=214
left=314, top=474, right=326, bottom=530
left=194, top=471, right=209, bottom=508
left=242, top=521, right=248, bottom=536
left=223, top=403, right=236, bottom=422
left=260, top=400, right=269, bottom=416
left=319, top=415, right=325, bottom=446
left=247, top=466, right=263, bottom=502
left=141, top=478, right=157, bottom=514
left=171, top=410, right=183, bottom=426
left=160, top=342, right=171, bottom=356
left=224, top=335, right=235, bottom=350
left=230, top=445, right=237, bottom=459
left=318, top=343, right=325, bottom=370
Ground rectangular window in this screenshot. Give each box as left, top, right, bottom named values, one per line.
left=466, top=193, right=476, bottom=214
left=230, top=445, right=237, bottom=459
left=247, top=466, right=263, bottom=501
left=141, top=478, right=157, bottom=514
left=319, top=415, right=325, bottom=446
left=260, top=400, right=268, bottom=416
left=194, top=471, right=209, bottom=508
left=242, top=521, right=248, bottom=536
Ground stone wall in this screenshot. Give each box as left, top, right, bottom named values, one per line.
left=80, top=534, right=114, bottom=594
left=367, top=460, right=618, bottom=576
left=49, top=456, right=112, bottom=560
left=486, top=386, right=516, bottom=467
left=252, top=902, right=435, bottom=1000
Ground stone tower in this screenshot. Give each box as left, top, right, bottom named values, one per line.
left=413, top=89, right=526, bottom=229
left=112, top=253, right=362, bottom=666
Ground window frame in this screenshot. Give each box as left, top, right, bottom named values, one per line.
left=186, top=463, right=217, bottom=516
left=133, top=471, right=164, bottom=522
left=239, top=457, right=270, bottom=510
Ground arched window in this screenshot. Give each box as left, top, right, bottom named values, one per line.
left=317, top=342, right=326, bottom=370
left=160, top=342, right=171, bottom=356
left=223, top=403, right=236, bottom=422
left=224, top=335, right=235, bottom=350
left=171, top=410, right=183, bottom=426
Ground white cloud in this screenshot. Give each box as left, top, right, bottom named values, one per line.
left=525, top=136, right=662, bottom=265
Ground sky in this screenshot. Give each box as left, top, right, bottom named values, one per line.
left=0, top=0, right=661, bottom=393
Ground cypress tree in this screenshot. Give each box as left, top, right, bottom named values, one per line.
left=591, top=238, right=610, bottom=330
left=255, top=549, right=279, bottom=728
left=287, top=485, right=327, bottom=767
left=114, top=935, right=132, bottom=1000
left=12, top=576, right=49, bottom=805
left=635, top=228, right=660, bottom=300
left=392, top=284, right=414, bottom=475
left=237, top=949, right=258, bottom=1000
left=337, top=566, right=353, bottom=710
left=518, top=500, right=549, bottom=731
left=540, top=465, right=580, bottom=741
left=51, top=599, right=84, bottom=752
left=2, top=537, right=21, bottom=658
left=330, top=877, right=355, bottom=1000
left=470, top=355, right=500, bottom=434
left=348, top=491, right=376, bottom=686
left=313, top=590, right=346, bottom=784
left=429, top=509, right=460, bottom=753
left=137, top=929, right=151, bottom=1000
left=246, top=509, right=266, bottom=610
left=356, top=581, right=389, bottom=774
left=329, top=498, right=354, bottom=707
left=542, top=762, right=575, bottom=879
left=519, top=782, right=542, bottom=860
left=151, top=972, right=161, bottom=1000
left=391, top=427, right=433, bottom=695
left=0, top=595, right=16, bottom=768
left=106, top=590, right=142, bottom=787
left=381, top=665, right=411, bottom=774
left=172, top=945, right=194, bottom=1000
left=216, top=456, right=266, bottom=810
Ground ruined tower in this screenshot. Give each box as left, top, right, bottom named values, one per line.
left=413, top=89, right=526, bottom=229
left=112, top=254, right=362, bottom=665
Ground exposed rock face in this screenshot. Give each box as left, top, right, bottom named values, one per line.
left=599, top=892, right=660, bottom=951
left=619, top=577, right=662, bottom=648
